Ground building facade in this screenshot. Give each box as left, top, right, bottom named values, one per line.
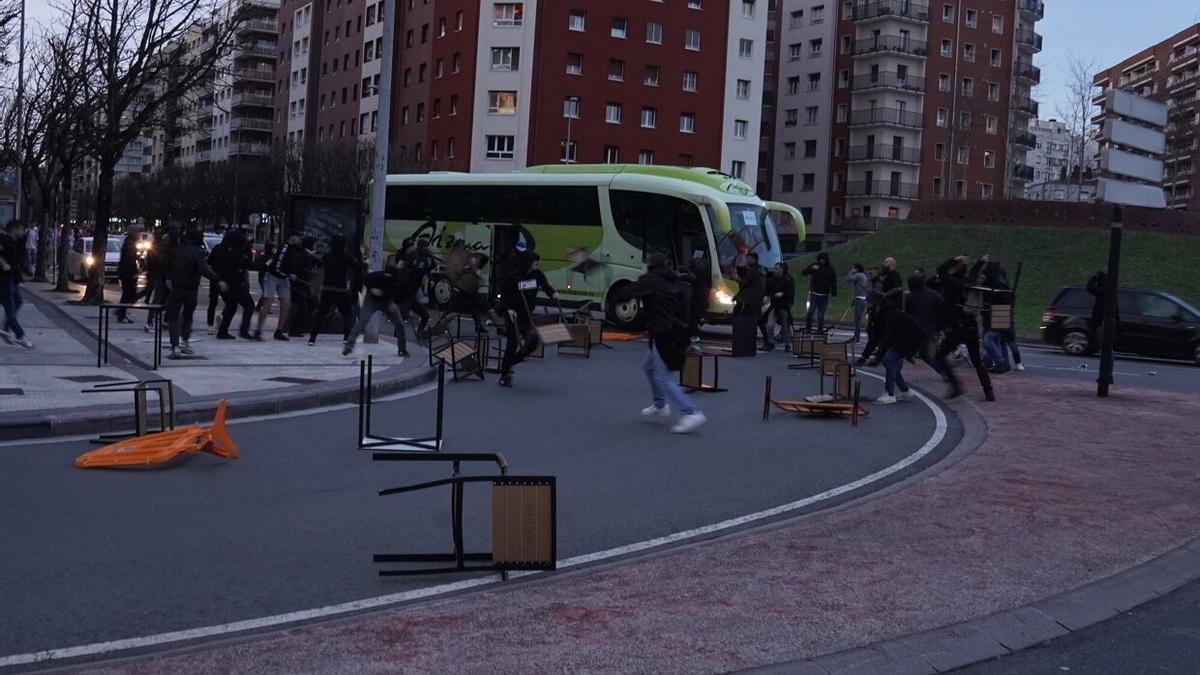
left=1093, top=24, right=1200, bottom=210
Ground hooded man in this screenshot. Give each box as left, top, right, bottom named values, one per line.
left=933, top=255, right=995, bottom=401
left=801, top=251, right=837, bottom=333
left=496, top=241, right=557, bottom=387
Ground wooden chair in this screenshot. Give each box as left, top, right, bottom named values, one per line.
left=433, top=340, right=484, bottom=381
left=817, top=341, right=853, bottom=396
left=788, top=332, right=827, bottom=370
left=988, top=304, right=1013, bottom=331
left=762, top=371, right=868, bottom=427
left=557, top=323, right=592, bottom=358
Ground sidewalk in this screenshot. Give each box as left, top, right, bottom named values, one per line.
left=81, top=373, right=1200, bottom=674
left=0, top=282, right=435, bottom=440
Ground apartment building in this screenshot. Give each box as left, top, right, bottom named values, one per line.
left=804, top=0, right=1043, bottom=233
left=1093, top=24, right=1200, bottom=210
left=1022, top=117, right=1096, bottom=191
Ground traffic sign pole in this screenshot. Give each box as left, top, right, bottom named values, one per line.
left=1098, top=206, right=1122, bottom=398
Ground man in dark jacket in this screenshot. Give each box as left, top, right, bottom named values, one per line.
left=166, top=230, right=225, bottom=358
left=731, top=252, right=765, bottom=318
left=904, top=274, right=943, bottom=374
left=759, top=263, right=795, bottom=351
left=344, top=266, right=412, bottom=358
left=212, top=229, right=257, bottom=340
left=874, top=305, right=928, bottom=404
left=139, top=230, right=172, bottom=333
left=496, top=243, right=557, bottom=387
left=114, top=233, right=141, bottom=323
left=801, top=252, right=837, bottom=333
left=879, top=256, right=904, bottom=310
left=308, top=235, right=364, bottom=346
left=0, top=220, right=33, bottom=348
left=612, top=254, right=706, bottom=434
left=932, top=256, right=994, bottom=401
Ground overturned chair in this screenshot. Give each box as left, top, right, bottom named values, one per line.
left=763, top=360, right=868, bottom=427
left=75, top=400, right=239, bottom=468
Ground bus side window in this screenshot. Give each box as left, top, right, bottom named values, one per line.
left=610, top=190, right=695, bottom=267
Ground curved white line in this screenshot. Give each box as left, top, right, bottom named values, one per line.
left=0, top=372, right=949, bottom=668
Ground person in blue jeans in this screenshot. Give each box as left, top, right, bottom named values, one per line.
left=845, top=264, right=871, bottom=342
left=0, top=220, right=34, bottom=349
left=612, top=254, right=706, bottom=434
left=873, top=306, right=928, bottom=404
left=802, top=252, right=837, bottom=333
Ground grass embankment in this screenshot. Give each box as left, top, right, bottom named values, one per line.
left=788, top=224, right=1200, bottom=339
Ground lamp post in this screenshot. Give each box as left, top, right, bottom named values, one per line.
left=562, top=96, right=579, bottom=164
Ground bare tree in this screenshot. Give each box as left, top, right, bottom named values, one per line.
left=69, top=0, right=246, bottom=302
left=1056, top=51, right=1099, bottom=201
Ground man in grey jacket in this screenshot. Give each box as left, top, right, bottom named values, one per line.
left=845, top=263, right=870, bottom=342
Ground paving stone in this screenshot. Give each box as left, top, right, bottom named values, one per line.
left=813, top=642, right=937, bottom=675
left=1032, top=591, right=1120, bottom=631
left=898, top=625, right=1009, bottom=673
left=1143, top=547, right=1200, bottom=595
left=974, top=606, right=1068, bottom=652
left=750, top=658, right=831, bottom=675
left=1090, top=572, right=1162, bottom=613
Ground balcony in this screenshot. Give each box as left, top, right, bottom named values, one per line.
left=848, top=107, right=924, bottom=128
left=1170, top=47, right=1199, bottom=68
left=230, top=117, right=274, bottom=132
left=195, top=150, right=212, bottom=163
left=852, top=0, right=930, bottom=24
left=1013, top=132, right=1037, bottom=149
left=230, top=142, right=271, bottom=156
left=846, top=144, right=921, bottom=164
left=195, top=126, right=213, bottom=140
left=1017, top=0, right=1044, bottom=20
left=1169, top=70, right=1199, bottom=92
left=1015, top=63, right=1041, bottom=85
left=234, top=67, right=276, bottom=82
left=1013, top=97, right=1039, bottom=117
left=850, top=71, right=925, bottom=94
left=851, top=35, right=929, bottom=59
left=1015, top=29, right=1043, bottom=53
left=231, top=92, right=274, bottom=108
left=1012, top=164, right=1035, bottom=181
left=196, top=103, right=214, bottom=120
left=235, top=43, right=277, bottom=60
left=846, top=180, right=920, bottom=200
left=237, top=18, right=278, bottom=34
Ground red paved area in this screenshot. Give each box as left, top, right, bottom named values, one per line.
left=85, top=374, right=1200, bottom=674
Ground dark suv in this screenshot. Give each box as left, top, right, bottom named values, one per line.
left=1042, top=286, right=1200, bottom=364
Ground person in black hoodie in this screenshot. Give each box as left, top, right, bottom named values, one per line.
left=874, top=304, right=928, bottom=404
left=759, top=263, right=795, bottom=351
left=496, top=243, right=557, bottom=387
left=731, top=252, right=765, bottom=318
left=801, top=251, right=837, bottom=333
left=114, top=233, right=141, bottom=323
left=343, top=266, right=412, bottom=357
left=212, top=229, right=257, bottom=340
left=932, top=255, right=995, bottom=401
left=904, top=274, right=943, bottom=374
left=612, top=254, right=706, bottom=434
left=308, top=235, right=364, bottom=345
left=165, top=230, right=225, bottom=358
left=140, top=230, right=172, bottom=333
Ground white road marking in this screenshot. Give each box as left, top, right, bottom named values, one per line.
left=0, top=373, right=948, bottom=668
left=1023, top=364, right=1142, bottom=377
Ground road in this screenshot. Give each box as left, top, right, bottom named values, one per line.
left=0, top=341, right=958, bottom=661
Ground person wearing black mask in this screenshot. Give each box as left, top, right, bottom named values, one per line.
left=165, top=230, right=225, bottom=358
left=731, top=251, right=765, bottom=318
left=140, top=230, right=173, bottom=334
left=760, top=263, right=795, bottom=351
left=904, top=273, right=943, bottom=374
left=344, top=265, right=412, bottom=358
left=496, top=242, right=557, bottom=387
left=308, top=235, right=364, bottom=346
left=801, top=252, right=837, bottom=333
left=114, top=232, right=142, bottom=323
left=212, top=229, right=257, bottom=340
left=933, top=255, right=995, bottom=401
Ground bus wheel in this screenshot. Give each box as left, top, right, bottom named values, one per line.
left=606, top=284, right=645, bottom=331
left=430, top=276, right=454, bottom=309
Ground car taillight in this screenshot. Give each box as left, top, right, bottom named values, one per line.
left=1041, top=305, right=1057, bottom=324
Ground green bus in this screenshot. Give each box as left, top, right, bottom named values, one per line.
left=382, top=164, right=805, bottom=329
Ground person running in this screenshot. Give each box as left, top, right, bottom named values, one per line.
left=254, top=231, right=303, bottom=341
left=0, top=220, right=34, bottom=349
left=140, top=230, right=173, bottom=333
left=801, top=252, right=837, bottom=334
left=212, top=229, right=257, bottom=340
left=114, top=232, right=141, bottom=323
left=612, top=254, right=706, bottom=434
left=165, top=231, right=225, bottom=358
left=845, top=263, right=870, bottom=343
left=902, top=273, right=943, bottom=374
left=495, top=242, right=557, bottom=388
left=759, top=262, right=794, bottom=351
left=287, top=236, right=321, bottom=337
left=980, top=260, right=1017, bottom=374
left=388, top=250, right=430, bottom=340
left=343, top=265, right=412, bottom=358
left=308, top=235, right=364, bottom=346
left=398, top=240, right=433, bottom=335
left=933, top=255, right=995, bottom=401
left=872, top=301, right=929, bottom=405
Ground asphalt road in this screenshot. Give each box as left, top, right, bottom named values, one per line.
left=0, top=341, right=957, bottom=660
left=1014, top=345, right=1199, bottom=393
left=957, top=578, right=1200, bottom=674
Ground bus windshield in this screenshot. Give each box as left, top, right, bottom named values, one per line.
left=722, top=204, right=781, bottom=269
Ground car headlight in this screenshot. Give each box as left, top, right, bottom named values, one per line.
left=137, top=241, right=151, bottom=251
left=84, top=255, right=95, bottom=267
left=713, top=288, right=735, bottom=306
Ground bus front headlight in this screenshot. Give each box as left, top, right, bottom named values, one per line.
left=713, top=288, right=735, bottom=306
left=84, top=255, right=95, bottom=267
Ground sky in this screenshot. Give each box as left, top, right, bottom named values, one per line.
left=19, top=0, right=1200, bottom=121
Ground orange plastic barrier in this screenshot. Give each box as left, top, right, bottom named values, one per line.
left=75, top=400, right=239, bottom=469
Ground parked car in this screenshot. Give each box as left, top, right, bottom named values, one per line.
left=1041, top=285, right=1200, bottom=364
left=202, top=233, right=223, bottom=253
left=67, top=236, right=125, bottom=281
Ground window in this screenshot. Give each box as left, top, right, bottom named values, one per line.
left=491, top=47, right=519, bottom=71
left=937, top=108, right=948, bottom=127
left=961, top=77, right=973, bottom=96
left=955, top=180, right=966, bottom=198
left=956, top=146, right=968, bottom=164
left=646, top=21, right=662, bottom=44
left=733, top=119, right=748, bottom=139
left=606, top=102, right=622, bottom=123
left=486, top=135, right=515, bottom=159
left=436, top=59, right=444, bottom=78
left=938, top=73, right=950, bottom=92
left=986, top=115, right=999, bottom=135
left=561, top=140, right=577, bottom=163
left=781, top=175, right=794, bottom=192
left=808, top=73, right=821, bottom=91
left=981, top=184, right=993, bottom=200
left=688, top=0, right=702, bottom=7
left=682, top=71, right=698, bottom=92
left=738, top=38, right=753, bottom=59
left=680, top=112, right=695, bottom=133
left=992, top=15, right=1004, bottom=34
left=965, top=9, right=977, bottom=27
left=784, top=108, right=798, bottom=126
left=609, top=59, right=625, bottom=81
left=932, top=177, right=943, bottom=196
left=737, top=79, right=751, bottom=99
left=419, top=63, right=427, bottom=82
left=494, top=3, right=523, bottom=26
left=983, top=150, right=995, bottom=168
left=811, top=5, right=824, bottom=23
left=438, top=17, right=446, bottom=37
left=789, top=43, right=802, bottom=61
left=935, top=143, right=945, bottom=160
left=639, top=149, right=655, bottom=165
left=453, top=53, right=461, bottom=73
left=568, top=10, right=585, bottom=31
left=566, top=52, right=583, bottom=75
left=940, top=39, right=951, bottom=57
left=786, top=76, right=799, bottom=95
left=416, top=103, right=425, bottom=122
left=604, top=146, right=619, bottom=163
left=457, top=10, right=464, bottom=31
left=941, top=3, right=953, bottom=22
left=988, top=82, right=1000, bottom=102
left=741, top=1, right=755, bottom=18
left=963, top=43, right=975, bottom=62
left=783, top=142, right=796, bottom=159
left=611, top=17, right=627, bottom=38
left=563, top=97, right=580, bottom=118
left=641, top=107, right=657, bottom=128
left=804, top=106, right=818, bottom=125
left=838, top=70, right=849, bottom=88
left=804, top=139, right=817, bottom=158
left=801, top=173, right=815, bottom=191
left=730, top=160, right=745, bottom=178
left=958, top=111, right=971, bottom=130
left=991, top=49, right=1001, bottom=67
left=644, top=65, right=661, bottom=86
left=488, top=90, right=517, bottom=114
left=790, top=9, right=803, bottom=27
left=685, top=29, right=701, bottom=51
left=810, top=38, right=823, bottom=57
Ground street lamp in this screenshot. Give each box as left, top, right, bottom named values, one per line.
left=562, top=96, right=579, bottom=164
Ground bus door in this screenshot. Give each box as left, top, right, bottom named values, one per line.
left=466, top=223, right=493, bottom=296
left=488, top=222, right=520, bottom=298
